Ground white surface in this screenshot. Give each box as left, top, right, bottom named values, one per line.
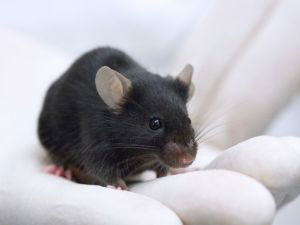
left=131, top=170, right=276, bottom=225
left=207, top=136, right=300, bottom=209
left=265, top=95, right=300, bottom=225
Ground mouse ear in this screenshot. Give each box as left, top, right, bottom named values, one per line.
left=95, top=66, right=132, bottom=110
left=176, top=64, right=195, bottom=101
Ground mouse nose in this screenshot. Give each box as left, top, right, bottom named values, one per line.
left=162, top=142, right=196, bottom=168
left=179, top=154, right=194, bottom=166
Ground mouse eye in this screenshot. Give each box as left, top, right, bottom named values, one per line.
left=149, top=117, right=162, bottom=130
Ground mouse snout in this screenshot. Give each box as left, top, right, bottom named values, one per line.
left=178, top=154, right=194, bottom=166
left=162, top=142, right=196, bottom=168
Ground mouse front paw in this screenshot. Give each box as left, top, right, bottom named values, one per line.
left=107, top=178, right=128, bottom=190
left=43, top=164, right=73, bottom=180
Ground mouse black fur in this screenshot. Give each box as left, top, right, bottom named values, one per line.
left=38, top=47, right=197, bottom=187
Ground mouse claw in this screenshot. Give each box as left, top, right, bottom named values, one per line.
left=116, top=178, right=128, bottom=190
left=43, top=164, right=73, bottom=181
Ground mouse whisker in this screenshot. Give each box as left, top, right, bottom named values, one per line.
left=117, top=154, right=158, bottom=177
left=109, top=143, right=157, bottom=148
left=195, top=124, right=229, bottom=148
left=195, top=123, right=225, bottom=141
left=109, top=146, right=159, bottom=152
left=109, top=143, right=158, bottom=149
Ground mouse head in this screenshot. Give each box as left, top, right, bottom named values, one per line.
left=95, top=65, right=197, bottom=169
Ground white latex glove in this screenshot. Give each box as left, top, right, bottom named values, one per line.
left=131, top=136, right=300, bottom=224
left=170, top=0, right=300, bottom=149
left=207, top=136, right=300, bottom=209
left=130, top=169, right=275, bottom=225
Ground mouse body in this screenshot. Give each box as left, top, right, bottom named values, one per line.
left=38, top=47, right=197, bottom=187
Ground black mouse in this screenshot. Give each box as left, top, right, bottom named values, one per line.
left=38, top=47, right=197, bottom=188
